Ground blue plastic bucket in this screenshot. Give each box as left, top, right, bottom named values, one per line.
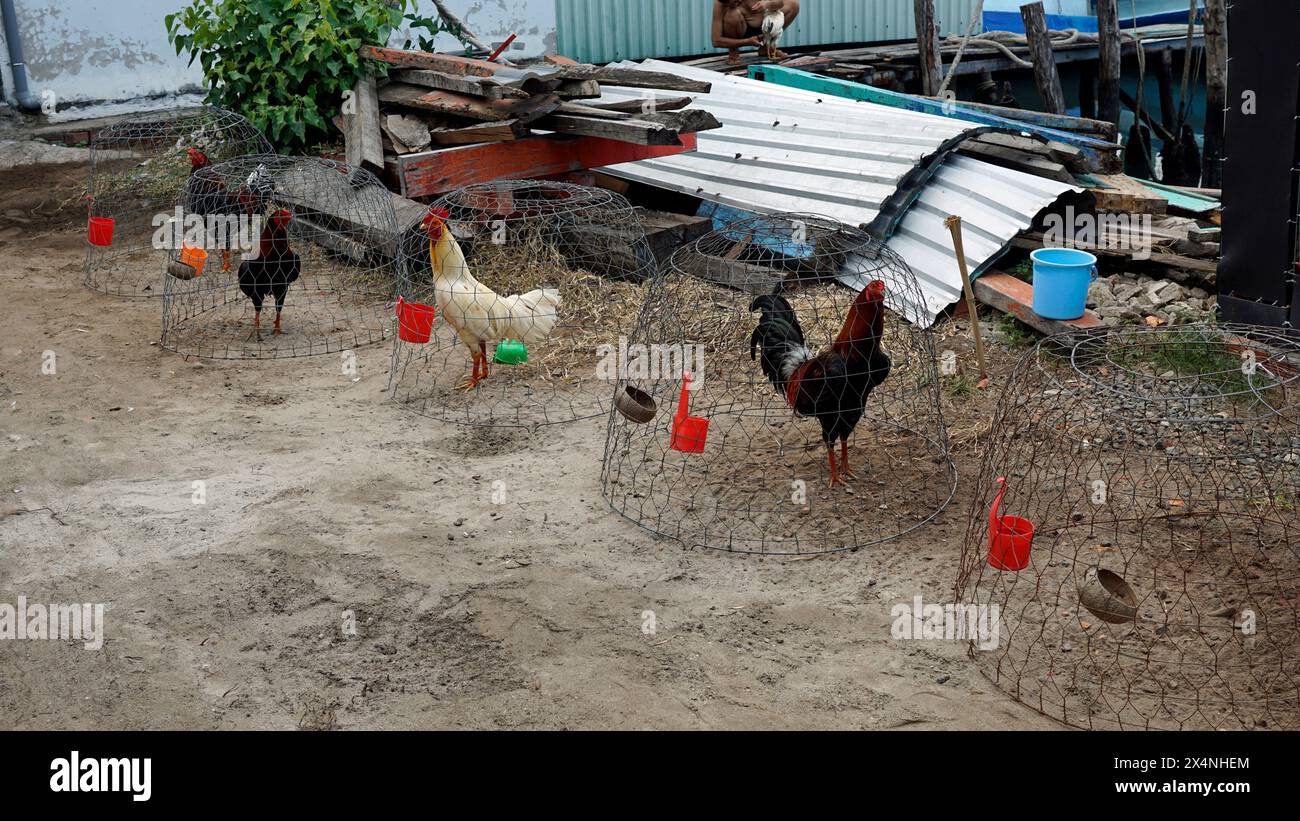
left=1031, top=248, right=1098, bottom=320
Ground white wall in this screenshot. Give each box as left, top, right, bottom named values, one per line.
left=402, top=0, right=556, bottom=59
left=0, top=0, right=558, bottom=109
left=1, top=0, right=204, bottom=106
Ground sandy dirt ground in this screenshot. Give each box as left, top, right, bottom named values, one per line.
left=0, top=160, right=1056, bottom=730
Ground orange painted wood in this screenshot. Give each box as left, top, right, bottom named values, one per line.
left=974, top=272, right=1103, bottom=335
left=394, top=133, right=697, bottom=198
left=361, top=45, right=500, bottom=78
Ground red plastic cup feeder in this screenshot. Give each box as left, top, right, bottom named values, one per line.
left=988, top=476, right=1034, bottom=571
left=669, top=372, right=709, bottom=453
left=395, top=296, right=436, bottom=343
left=87, top=216, right=115, bottom=247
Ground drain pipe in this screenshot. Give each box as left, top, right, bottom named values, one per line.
left=1, top=0, right=41, bottom=111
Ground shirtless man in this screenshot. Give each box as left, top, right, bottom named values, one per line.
left=711, top=0, right=801, bottom=66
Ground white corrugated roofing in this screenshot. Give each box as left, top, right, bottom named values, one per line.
left=596, top=60, right=1079, bottom=326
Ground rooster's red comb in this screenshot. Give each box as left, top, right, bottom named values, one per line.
left=425, top=206, right=450, bottom=222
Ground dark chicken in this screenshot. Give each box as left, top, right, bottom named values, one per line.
left=183, top=149, right=273, bottom=272
left=238, top=209, right=300, bottom=340
left=749, top=280, right=891, bottom=487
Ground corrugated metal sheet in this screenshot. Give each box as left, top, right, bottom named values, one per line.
left=556, top=0, right=981, bottom=65
left=595, top=61, right=1078, bottom=326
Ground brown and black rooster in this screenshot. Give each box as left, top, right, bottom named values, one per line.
left=238, top=209, right=300, bottom=341
left=749, top=280, right=891, bottom=487
left=183, top=149, right=273, bottom=271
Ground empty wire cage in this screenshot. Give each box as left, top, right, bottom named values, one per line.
left=160, top=155, right=399, bottom=360
left=85, top=107, right=272, bottom=297
left=956, top=324, right=1300, bottom=730
left=389, top=180, right=658, bottom=427
left=601, top=213, right=955, bottom=555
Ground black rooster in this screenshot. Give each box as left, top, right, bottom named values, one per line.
left=238, top=209, right=300, bottom=340
left=749, top=281, right=891, bottom=487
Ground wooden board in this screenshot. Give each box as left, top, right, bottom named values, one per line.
left=389, top=68, right=527, bottom=99
left=378, top=83, right=560, bottom=125
left=534, top=108, right=720, bottom=146
left=536, top=114, right=680, bottom=146
left=973, top=272, right=1103, bottom=335
left=973, top=131, right=1085, bottom=168
left=635, top=210, right=712, bottom=264
left=578, top=96, right=693, bottom=115
left=555, top=64, right=712, bottom=93
left=391, top=133, right=699, bottom=198
left=426, top=119, right=530, bottom=145
left=362, top=45, right=499, bottom=78
left=1084, top=173, right=1170, bottom=216
left=956, top=142, right=1075, bottom=183
left=344, top=75, right=384, bottom=173
left=555, top=79, right=602, bottom=99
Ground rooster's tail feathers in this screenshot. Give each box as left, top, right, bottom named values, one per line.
left=750, top=293, right=812, bottom=392
left=500, top=288, right=561, bottom=344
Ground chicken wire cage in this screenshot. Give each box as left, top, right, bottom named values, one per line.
left=160, top=155, right=399, bottom=360
left=388, top=180, right=657, bottom=427
left=955, top=324, right=1300, bottom=730
left=601, top=213, right=955, bottom=555
left=84, top=106, right=272, bottom=297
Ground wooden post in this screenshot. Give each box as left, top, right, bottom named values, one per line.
left=913, top=0, right=944, bottom=97
left=1096, top=0, right=1121, bottom=127
left=944, top=215, right=988, bottom=381
left=1078, top=63, right=1097, bottom=121
left=1153, top=47, right=1177, bottom=134
left=1021, top=2, right=1067, bottom=115
left=1202, top=0, right=1227, bottom=188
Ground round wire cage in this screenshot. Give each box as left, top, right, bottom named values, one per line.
left=955, top=324, right=1300, bottom=730
left=388, top=180, right=658, bottom=427
left=601, top=213, right=955, bottom=555
left=84, top=106, right=273, bottom=297
left=159, top=155, right=399, bottom=360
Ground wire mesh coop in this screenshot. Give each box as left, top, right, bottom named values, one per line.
left=85, top=106, right=272, bottom=297
left=955, top=324, right=1300, bottom=730
left=601, top=213, right=955, bottom=555
left=159, top=155, right=399, bottom=360
left=388, top=180, right=658, bottom=427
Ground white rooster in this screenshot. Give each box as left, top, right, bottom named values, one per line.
left=760, top=1, right=785, bottom=61
left=420, top=206, right=561, bottom=390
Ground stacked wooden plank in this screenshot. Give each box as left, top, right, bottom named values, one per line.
left=347, top=46, right=722, bottom=198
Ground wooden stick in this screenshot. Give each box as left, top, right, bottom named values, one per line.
left=944, top=215, right=988, bottom=380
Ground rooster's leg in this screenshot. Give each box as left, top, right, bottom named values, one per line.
left=825, top=445, right=842, bottom=489
left=222, top=249, right=232, bottom=273
left=273, top=310, right=283, bottom=336
left=248, top=310, right=262, bottom=342
left=479, top=341, right=490, bottom=379
left=457, top=353, right=483, bottom=391
left=839, top=439, right=858, bottom=480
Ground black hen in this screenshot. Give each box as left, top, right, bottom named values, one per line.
left=238, top=209, right=300, bottom=340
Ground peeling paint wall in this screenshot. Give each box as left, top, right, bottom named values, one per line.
left=0, top=1, right=557, bottom=108
left=2, top=0, right=203, bottom=105
left=402, top=1, right=557, bottom=59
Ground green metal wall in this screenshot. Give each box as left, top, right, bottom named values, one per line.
left=555, top=0, right=982, bottom=65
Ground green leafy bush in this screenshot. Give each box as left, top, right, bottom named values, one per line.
left=166, top=0, right=433, bottom=152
